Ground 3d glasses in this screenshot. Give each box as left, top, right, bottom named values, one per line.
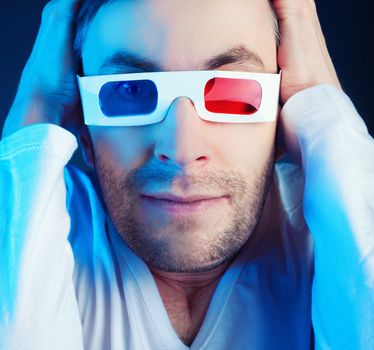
left=77, top=70, right=281, bottom=127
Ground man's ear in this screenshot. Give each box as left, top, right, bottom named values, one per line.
left=79, top=125, right=95, bottom=169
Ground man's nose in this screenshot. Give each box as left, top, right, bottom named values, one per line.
left=153, top=97, right=210, bottom=169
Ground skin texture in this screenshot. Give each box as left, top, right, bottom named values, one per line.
left=2, top=0, right=342, bottom=346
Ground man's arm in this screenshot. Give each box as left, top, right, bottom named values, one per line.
left=273, top=0, right=374, bottom=348
left=0, top=124, right=84, bottom=349
left=0, top=0, right=85, bottom=348
left=282, top=84, right=374, bottom=349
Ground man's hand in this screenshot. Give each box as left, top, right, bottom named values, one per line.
left=273, top=0, right=343, bottom=163
left=2, top=0, right=82, bottom=139
left=273, top=0, right=342, bottom=105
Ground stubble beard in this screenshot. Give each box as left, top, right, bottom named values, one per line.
left=94, top=152, right=274, bottom=273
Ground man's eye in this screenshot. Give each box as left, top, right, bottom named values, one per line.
left=117, top=82, right=143, bottom=98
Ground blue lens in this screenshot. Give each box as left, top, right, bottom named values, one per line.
left=99, top=79, right=158, bottom=117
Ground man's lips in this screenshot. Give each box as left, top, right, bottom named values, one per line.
left=141, top=192, right=228, bottom=203
left=139, top=193, right=230, bottom=215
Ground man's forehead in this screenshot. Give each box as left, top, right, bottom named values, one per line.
left=98, top=45, right=266, bottom=75
left=82, top=0, right=277, bottom=74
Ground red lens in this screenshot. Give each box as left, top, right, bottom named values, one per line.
left=204, top=77, right=262, bottom=115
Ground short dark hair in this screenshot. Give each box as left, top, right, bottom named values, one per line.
left=74, top=0, right=115, bottom=62
left=74, top=0, right=280, bottom=64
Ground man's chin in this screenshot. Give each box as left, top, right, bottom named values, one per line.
left=137, top=244, right=238, bottom=273
left=119, top=218, right=254, bottom=273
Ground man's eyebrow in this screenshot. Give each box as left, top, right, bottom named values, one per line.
left=202, top=45, right=265, bottom=70
left=100, top=52, right=162, bottom=72
left=99, top=45, right=265, bottom=73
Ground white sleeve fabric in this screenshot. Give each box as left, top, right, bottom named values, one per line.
left=281, top=85, right=374, bottom=350
left=0, top=124, right=84, bottom=350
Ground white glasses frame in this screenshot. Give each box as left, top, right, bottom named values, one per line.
left=77, top=70, right=281, bottom=127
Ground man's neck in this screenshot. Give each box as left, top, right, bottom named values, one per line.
left=149, top=260, right=232, bottom=346
left=149, top=260, right=232, bottom=297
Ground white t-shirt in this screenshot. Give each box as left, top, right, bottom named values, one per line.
left=0, top=85, right=373, bottom=350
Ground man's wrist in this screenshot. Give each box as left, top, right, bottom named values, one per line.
left=2, top=96, right=65, bottom=139
left=277, top=84, right=355, bottom=167
left=281, top=79, right=343, bottom=106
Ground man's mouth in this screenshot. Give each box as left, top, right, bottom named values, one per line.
left=139, top=193, right=230, bottom=215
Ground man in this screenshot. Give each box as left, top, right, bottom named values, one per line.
left=0, top=0, right=373, bottom=349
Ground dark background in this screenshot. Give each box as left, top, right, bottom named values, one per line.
left=0, top=0, right=373, bottom=137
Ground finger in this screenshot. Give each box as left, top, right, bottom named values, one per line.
left=273, top=0, right=341, bottom=87
left=272, top=0, right=316, bottom=21
left=42, top=0, right=82, bottom=22
left=26, top=0, right=82, bottom=77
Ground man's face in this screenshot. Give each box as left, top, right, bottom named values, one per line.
left=81, top=0, right=278, bottom=272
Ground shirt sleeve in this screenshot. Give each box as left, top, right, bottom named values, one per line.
left=0, top=124, right=84, bottom=350
left=281, top=85, right=374, bottom=350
